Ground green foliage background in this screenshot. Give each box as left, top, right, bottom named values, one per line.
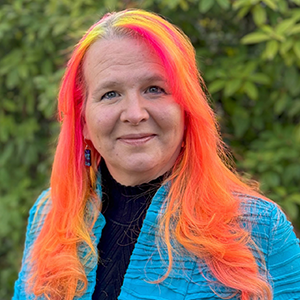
left=1, top=0, right=299, bottom=298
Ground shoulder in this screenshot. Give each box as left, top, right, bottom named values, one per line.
left=29, top=188, right=52, bottom=219
left=236, top=194, right=300, bottom=298
left=236, top=193, right=296, bottom=249
left=26, top=188, right=52, bottom=241
left=236, top=193, right=287, bottom=233
left=22, top=188, right=52, bottom=260
left=13, top=188, right=52, bottom=299
left=237, top=193, right=279, bottom=217
left=235, top=193, right=300, bottom=263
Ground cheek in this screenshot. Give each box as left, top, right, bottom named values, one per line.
left=166, top=105, right=185, bottom=134
left=84, top=108, right=101, bottom=140
left=158, top=108, right=184, bottom=148
left=85, top=106, right=118, bottom=140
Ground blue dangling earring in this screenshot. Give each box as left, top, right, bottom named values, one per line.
left=84, top=144, right=91, bottom=167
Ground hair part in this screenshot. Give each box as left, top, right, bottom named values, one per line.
left=28, top=9, right=272, bottom=299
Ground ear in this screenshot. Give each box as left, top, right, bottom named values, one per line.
left=82, top=122, right=91, bottom=141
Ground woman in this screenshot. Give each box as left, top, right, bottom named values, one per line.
left=13, top=9, right=300, bottom=300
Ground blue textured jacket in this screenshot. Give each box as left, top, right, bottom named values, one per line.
left=13, top=181, right=300, bottom=299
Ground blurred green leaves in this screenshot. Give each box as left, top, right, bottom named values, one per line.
left=0, top=1, right=107, bottom=297
left=1, top=0, right=300, bottom=299
left=201, top=0, right=300, bottom=242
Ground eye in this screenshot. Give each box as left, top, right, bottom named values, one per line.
left=146, top=86, right=166, bottom=94
left=101, top=91, right=120, bottom=100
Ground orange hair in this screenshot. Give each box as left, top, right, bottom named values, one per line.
left=28, top=9, right=272, bottom=299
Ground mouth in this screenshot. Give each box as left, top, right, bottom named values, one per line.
left=117, top=133, right=156, bottom=145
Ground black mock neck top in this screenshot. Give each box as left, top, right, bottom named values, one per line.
left=92, top=163, right=164, bottom=299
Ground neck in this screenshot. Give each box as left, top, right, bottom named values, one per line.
left=99, top=159, right=169, bottom=186
left=104, top=165, right=170, bottom=187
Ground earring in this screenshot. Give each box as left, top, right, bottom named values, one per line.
left=84, top=144, right=91, bottom=167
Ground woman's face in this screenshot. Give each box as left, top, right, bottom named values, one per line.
left=83, top=37, right=185, bottom=186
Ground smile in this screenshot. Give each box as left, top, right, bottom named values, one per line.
left=117, top=134, right=156, bottom=145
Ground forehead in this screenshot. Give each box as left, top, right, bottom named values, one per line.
left=82, top=37, right=167, bottom=85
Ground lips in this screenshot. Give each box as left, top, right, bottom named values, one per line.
left=117, top=133, right=156, bottom=145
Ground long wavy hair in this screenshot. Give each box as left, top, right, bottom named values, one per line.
left=28, top=9, right=272, bottom=299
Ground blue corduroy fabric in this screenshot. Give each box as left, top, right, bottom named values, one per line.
left=13, top=176, right=300, bottom=299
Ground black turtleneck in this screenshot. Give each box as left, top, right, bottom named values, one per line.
left=92, top=163, right=164, bottom=300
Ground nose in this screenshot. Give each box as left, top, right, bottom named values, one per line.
left=120, top=92, right=149, bottom=125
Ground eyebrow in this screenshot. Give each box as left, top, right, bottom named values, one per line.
left=91, top=74, right=168, bottom=99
